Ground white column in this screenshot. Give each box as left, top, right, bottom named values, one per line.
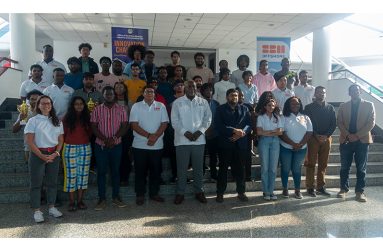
left=312, top=27, right=331, bottom=88
left=9, top=13, right=36, bottom=78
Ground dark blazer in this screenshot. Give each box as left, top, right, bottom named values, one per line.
left=79, top=57, right=99, bottom=74
left=215, top=103, right=252, bottom=150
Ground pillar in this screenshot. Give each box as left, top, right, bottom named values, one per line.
left=312, top=27, right=331, bottom=88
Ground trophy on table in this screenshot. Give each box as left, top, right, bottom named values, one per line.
left=87, top=98, right=95, bottom=112
left=17, top=100, right=29, bottom=125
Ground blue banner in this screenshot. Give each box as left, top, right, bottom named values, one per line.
left=256, top=37, right=291, bottom=75
left=111, top=27, right=149, bottom=63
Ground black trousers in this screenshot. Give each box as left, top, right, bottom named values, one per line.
left=120, top=133, right=132, bottom=182
left=217, top=147, right=247, bottom=195
left=133, top=148, right=163, bottom=197
left=205, top=136, right=219, bottom=179
left=163, top=125, right=177, bottom=178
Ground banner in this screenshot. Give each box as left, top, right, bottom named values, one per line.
left=111, top=27, right=149, bottom=64
left=256, top=37, right=291, bottom=75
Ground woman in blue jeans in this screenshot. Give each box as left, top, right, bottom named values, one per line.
left=279, top=97, right=313, bottom=199
left=257, top=98, right=283, bottom=201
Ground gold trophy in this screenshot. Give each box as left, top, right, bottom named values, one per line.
left=87, top=98, right=95, bottom=112
left=17, top=100, right=29, bottom=125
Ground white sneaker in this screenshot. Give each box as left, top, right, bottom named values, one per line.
left=263, top=194, right=271, bottom=201
left=34, top=210, right=44, bottom=223
left=48, top=207, right=63, bottom=218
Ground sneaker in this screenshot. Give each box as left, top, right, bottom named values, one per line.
left=263, top=193, right=271, bottom=201
left=195, top=192, right=207, bottom=203
left=307, top=188, right=317, bottom=197
left=216, top=194, right=224, bottom=203
left=337, top=190, right=348, bottom=199
left=48, top=207, right=63, bottom=218
left=237, top=193, right=249, bottom=202
left=94, top=199, right=106, bottom=211
left=317, top=187, right=331, bottom=196
left=33, top=210, right=44, bottom=223
left=270, top=194, right=278, bottom=201
left=113, top=197, right=127, bottom=208
left=282, top=189, right=289, bottom=198
left=355, top=192, right=367, bottom=202
left=294, top=191, right=303, bottom=199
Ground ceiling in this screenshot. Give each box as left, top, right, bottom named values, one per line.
left=32, top=13, right=349, bottom=49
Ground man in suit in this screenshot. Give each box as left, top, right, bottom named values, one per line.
left=337, top=84, right=375, bottom=202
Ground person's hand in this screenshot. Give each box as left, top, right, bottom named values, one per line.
left=230, top=134, right=241, bottom=142
left=233, top=129, right=245, bottom=137
left=192, top=131, right=203, bottom=141
left=348, top=134, right=359, bottom=142
left=147, top=134, right=159, bottom=146
left=19, top=112, right=28, bottom=121
left=184, top=131, right=195, bottom=141
left=39, top=154, right=52, bottom=163
left=292, top=143, right=303, bottom=151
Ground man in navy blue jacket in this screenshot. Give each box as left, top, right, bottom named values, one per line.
left=215, top=88, right=252, bottom=203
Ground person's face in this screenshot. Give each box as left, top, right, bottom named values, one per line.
left=68, top=62, right=80, bottom=73
left=315, top=88, right=326, bottom=102
left=265, top=100, right=276, bottom=113
left=112, top=61, right=123, bottom=74
left=38, top=97, right=52, bottom=115
left=237, top=91, right=244, bottom=104
left=80, top=47, right=90, bottom=58
left=145, top=53, right=155, bottom=64
left=133, top=50, right=141, bottom=61
left=174, top=83, right=184, bottom=94
left=259, top=61, right=268, bottom=72
left=158, top=69, right=168, bottom=80
left=114, top=83, right=125, bottom=96
left=74, top=99, right=85, bottom=113
left=174, top=67, right=183, bottom=77
left=143, top=87, right=155, bottom=102
left=227, top=91, right=239, bottom=105
left=185, top=82, right=197, bottom=97
left=29, top=94, right=40, bottom=108
left=171, top=53, right=180, bottom=64
left=195, top=55, right=204, bottom=67
left=131, top=66, right=140, bottom=77
left=299, top=73, right=308, bottom=85
left=277, top=77, right=287, bottom=90
left=219, top=60, right=228, bottom=69
left=202, top=87, right=212, bottom=99
left=103, top=89, right=115, bottom=103
left=281, top=58, right=290, bottom=69
left=149, top=82, right=158, bottom=91
left=243, top=73, right=252, bottom=83
left=53, top=71, right=65, bottom=84
left=83, top=77, right=94, bottom=89
left=31, top=67, right=42, bottom=79
left=100, top=59, right=111, bottom=72
left=43, top=47, right=53, bottom=60
left=349, top=85, right=361, bottom=99
left=290, top=98, right=300, bottom=114
left=194, top=77, right=203, bottom=87
left=222, top=73, right=230, bottom=81
left=239, top=58, right=247, bottom=69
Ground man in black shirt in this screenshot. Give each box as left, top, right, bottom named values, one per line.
left=303, top=86, right=336, bottom=197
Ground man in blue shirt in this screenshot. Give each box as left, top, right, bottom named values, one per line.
left=64, top=57, right=83, bottom=90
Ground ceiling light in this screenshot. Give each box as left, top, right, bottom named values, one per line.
left=185, top=18, right=192, bottom=21
left=268, top=23, right=275, bottom=27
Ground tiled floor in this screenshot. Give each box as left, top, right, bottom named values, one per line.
left=0, top=187, right=382, bottom=238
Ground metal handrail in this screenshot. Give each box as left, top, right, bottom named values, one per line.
left=0, top=57, right=18, bottom=64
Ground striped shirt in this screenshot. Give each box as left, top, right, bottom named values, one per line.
left=90, top=103, right=128, bottom=146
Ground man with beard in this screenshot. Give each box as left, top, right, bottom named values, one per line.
left=186, top=52, right=214, bottom=84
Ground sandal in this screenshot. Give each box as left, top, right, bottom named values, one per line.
left=67, top=203, right=77, bottom=212
left=77, top=201, right=88, bottom=210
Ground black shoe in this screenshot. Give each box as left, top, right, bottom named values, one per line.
left=307, top=188, right=317, bottom=197
left=195, top=192, right=207, bottom=203
left=317, top=187, right=331, bottom=196
left=237, top=193, right=249, bottom=202
left=216, top=194, right=224, bottom=203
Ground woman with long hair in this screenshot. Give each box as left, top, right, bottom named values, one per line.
left=279, top=97, right=313, bottom=199
left=62, top=96, right=92, bottom=211
left=257, top=98, right=283, bottom=201
left=24, top=95, right=64, bottom=223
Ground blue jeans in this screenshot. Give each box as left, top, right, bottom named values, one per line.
left=94, top=143, right=122, bottom=200
left=258, top=136, right=280, bottom=195
left=280, top=145, right=307, bottom=189
left=339, top=141, right=369, bottom=193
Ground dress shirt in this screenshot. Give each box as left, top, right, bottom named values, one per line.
left=272, top=88, right=295, bottom=111
left=37, top=59, right=66, bottom=84
left=238, top=83, right=258, bottom=105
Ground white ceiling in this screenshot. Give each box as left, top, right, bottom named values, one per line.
left=33, top=13, right=350, bottom=49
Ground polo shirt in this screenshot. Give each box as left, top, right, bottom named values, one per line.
left=293, top=85, right=315, bottom=109
left=94, top=73, right=120, bottom=93
left=19, top=79, right=49, bottom=98
left=171, top=95, right=212, bottom=146
left=272, top=88, right=295, bottom=111
left=130, top=100, right=169, bottom=150
left=238, top=83, right=258, bottom=105
left=257, top=113, right=283, bottom=131
left=90, top=103, right=128, bottom=146
left=64, top=72, right=83, bottom=90
left=24, top=114, right=64, bottom=148
left=213, top=80, right=236, bottom=105
left=124, top=79, right=146, bottom=103
left=37, top=59, right=66, bottom=84
left=43, top=84, right=74, bottom=120
left=252, top=72, right=277, bottom=97
left=280, top=113, right=313, bottom=149
left=186, top=67, right=214, bottom=84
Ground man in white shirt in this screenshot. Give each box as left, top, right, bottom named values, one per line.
left=130, top=86, right=169, bottom=206
left=230, top=55, right=250, bottom=86
left=186, top=52, right=214, bottom=84
left=213, top=68, right=236, bottom=105
left=272, top=73, right=295, bottom=111
left=294, top=70, right=315, bottom=109
left=20, top=64, right=49, bottom=101
left=43, top=68, right=74, bottom=120
left=171, top=80, right=212, bottom=205
left=37, top=45, right=66, bottom=84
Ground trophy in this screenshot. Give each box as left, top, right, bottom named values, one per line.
left=17, top=100, right=29, bottom=125
left=87, top=98, right=95, bottom=112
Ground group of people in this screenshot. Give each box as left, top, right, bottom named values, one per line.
left=14, top=43, right=376, bottom=224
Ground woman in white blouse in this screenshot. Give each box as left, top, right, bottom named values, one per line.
left=257, top=98, right=283, bottom=201
left=24, top=95, right=64, bottom=223
left=279, top=97, right=313, bottom=199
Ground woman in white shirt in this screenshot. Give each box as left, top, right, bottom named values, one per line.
left=24, top=95, right=64, bottom=223
left=257, top=98, right=283, bottom=201
left=280, top=97, right=313, bottom=199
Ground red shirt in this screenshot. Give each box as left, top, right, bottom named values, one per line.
left=63, top=120, right=92, bottom=145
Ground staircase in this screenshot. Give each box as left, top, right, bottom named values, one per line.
left=1, top=102, right=383, bottom=203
